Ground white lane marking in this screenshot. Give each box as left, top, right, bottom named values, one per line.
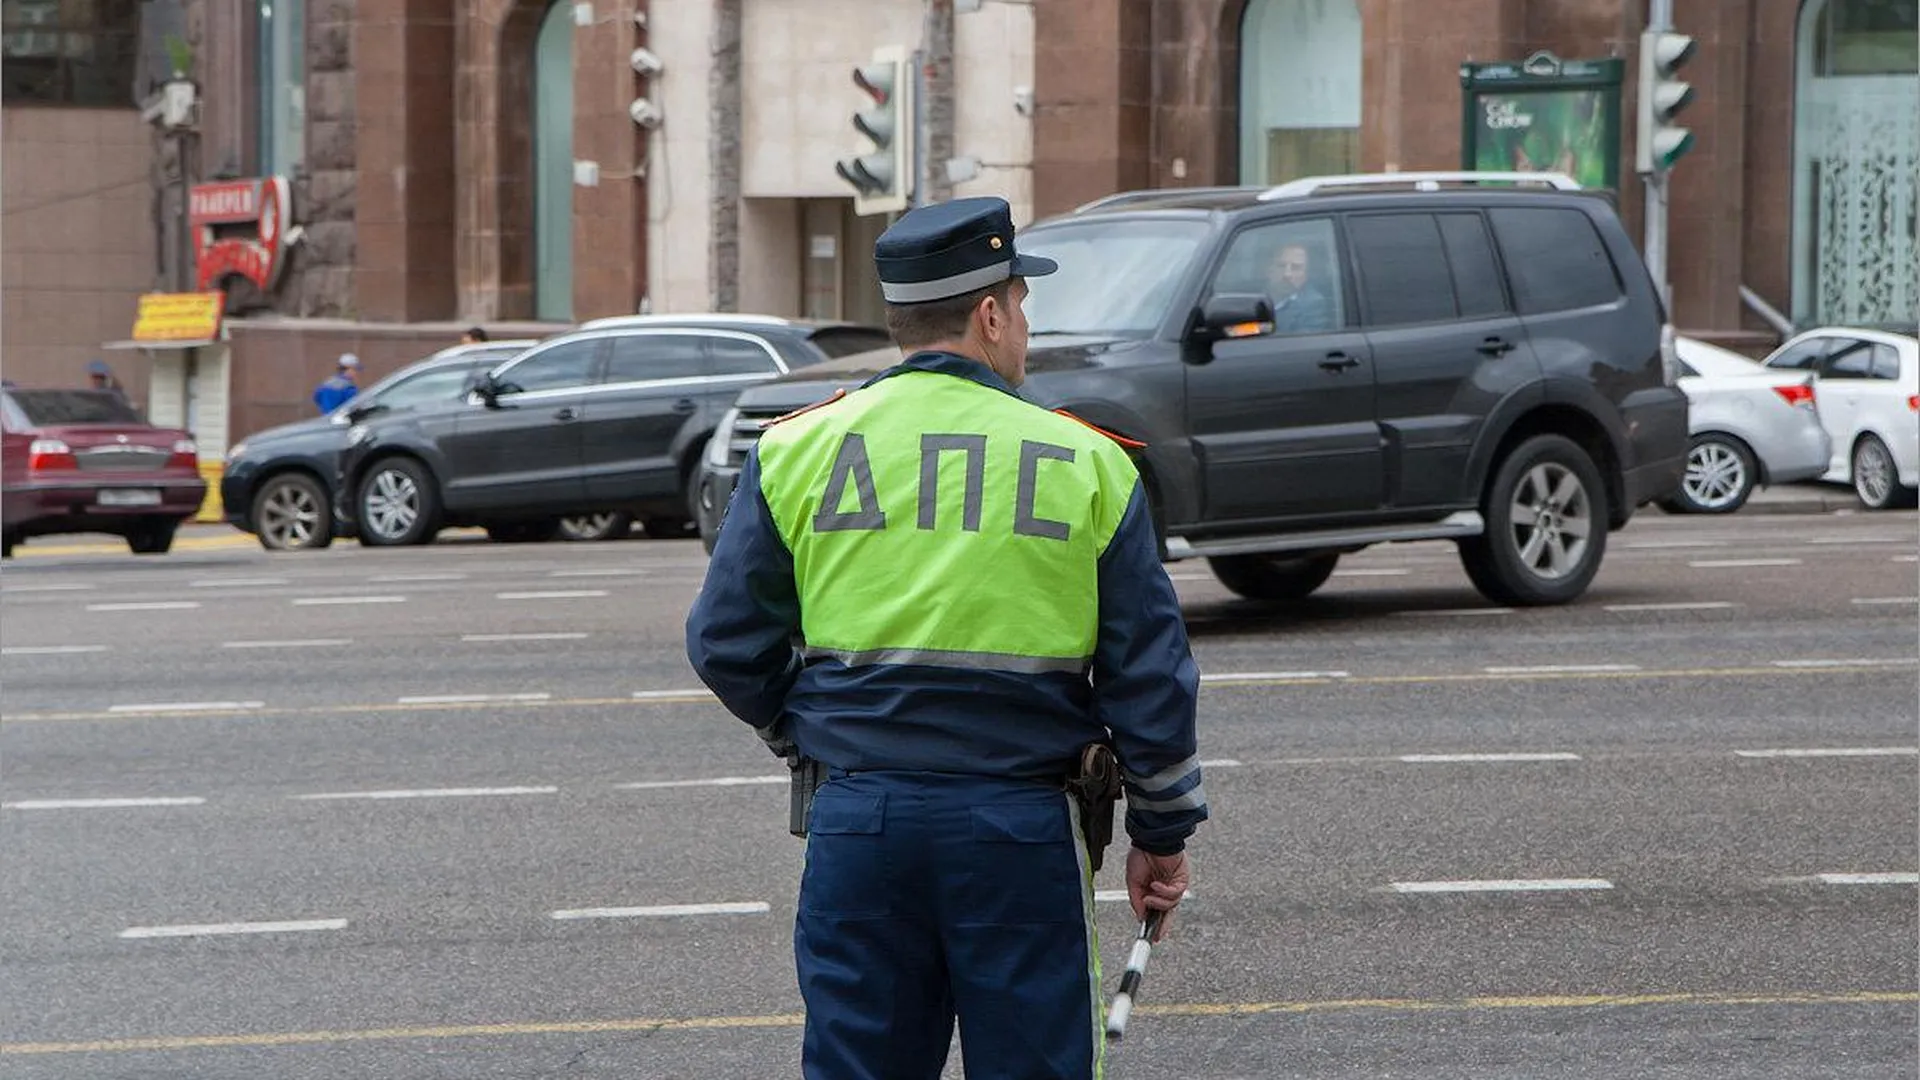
left=1202, top=670, right=1350, bottom=682
left=86, top=601, right=200, bottom=612
left=1, top=583, right=95, bottom=592
left=462, top=632, right=590, bottom=642
left=222, top=638, right=352, bottom=649
left=396, top=692, right=552, bottom=705
left=1817, top=872, right=1919, bottom=886
left=1770, top=658, right=1917, bottom=669
left=496, top=589, right=610, bottom=600
left=1735, top=747, right=1918, bottom=758
left=4, top=796, right=205, bottom=810
left=1093, top=889, right=1193, bottom=903
left=1810, top=536, right=1913, bottom=545
left=1688, top=558, right=1802, bottom=568
left=549, top=902, right=769, bottom=920
left=1390, top=878, right=1613, bottom=894
left=1603, top=601, right=1738, bottom=612
left=1624, top=540, right=1721, bottom=550
left=1167, top=572, right=1213, bottom=581
left=616, top=775, right=786, bottom=790
left=371, top=572, right=466, bottom=582
left=1851, top=596, right=1919, bottom=605
left=119, top=919, right=347, bottom=939
left=1398, top=752, right=1582, bottom=763
left=632, top=688, right=715, bottom=700
left=2, top=644, right=109, bottom=655
left=293, top=786, right=559, bottom=802
left=549, top=569, right=645, bottom=578
left=292, top=595, right=406, bottom=606
left=1894, top=555, right=1919, bottom=563
left=1199, top=758, right=1243, bottom=768
left=1483, top=664, right=1640, bottom=675
left=190, top=577, right=290, bottom=588
left=1398, top=608, right=1515, bottom=617
left=1332, top=568, right=1412, bottom=577
left=106, top=701, right=264, bottom=714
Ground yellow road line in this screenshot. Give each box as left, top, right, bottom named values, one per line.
left=2, top=661, right=1913, bottom=724
left=3, top=990, right=1911, bottom=1055
left=9, top=533, right=259, bottom=557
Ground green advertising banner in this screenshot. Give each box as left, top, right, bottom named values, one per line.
left=1461, top=52, right=1624, bottom=191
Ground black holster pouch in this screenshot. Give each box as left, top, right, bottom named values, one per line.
left=787, top=755, right=826, bottom=839
left=1064, top=742, right=1123, bottom=872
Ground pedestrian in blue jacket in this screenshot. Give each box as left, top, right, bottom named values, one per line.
left=313, top=354, right=361, bottom=414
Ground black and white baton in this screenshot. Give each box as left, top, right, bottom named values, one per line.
left=1104, top=908, right=1167, bottom=1041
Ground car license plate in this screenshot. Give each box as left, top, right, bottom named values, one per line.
left=96, top=489, right=162, bottom=507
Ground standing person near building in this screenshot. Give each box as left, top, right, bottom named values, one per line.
left=685, top=196, right=1207, bottom=1079
left=460, top=326, right=490, bottom=345
left=312, top=353, right=361, bottom=414
left=85, top=359, right=129, bottom=402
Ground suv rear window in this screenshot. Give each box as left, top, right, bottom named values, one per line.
left=804, top=326, right=894, bottom=361
left=6, top=390, right=143, bottom=425
left=1488, top=207, right=1622, bottom=315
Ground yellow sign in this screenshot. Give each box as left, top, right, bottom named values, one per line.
left=131, top=291, right=224, bottom=344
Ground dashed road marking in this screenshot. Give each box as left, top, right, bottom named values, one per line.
left=1483, top=664, right=1639, bottom=675
left=222, top=638, right=352, bottom=649
left=1199, top=758, right=1243, bottom=768
left=292, top=595, right=406, bottom=606
left=615, top=776, right=785, bottom=790
left=549, top=902, right=769, bottom=920
left=1894, top=554, right=1919, bottom=563
left=1332, top=568, right=1412, bottom=577
left=1810, top=536, right=1913, bottom=545
left=1390, top=878, right=1612, bottom=894
left=1604, top=601, right=1738, bottom=612
left=1203, top=670, right=1349, bottom=683
left=4, top=796, right=204, bottom=810
left=631, top=688, right=714, bottom=700
left=496, top=590, right=610, bottom=600
left=549, top=569, right=645, bottom=578
left=1397, top=752, right=1581, bottom=763
left=1398, top=608, right=1515, bottom=617
left=395, top=693, right=552, bottom=705
left=1816, top=872, right=1919, bottom=886
left=292, top=786, right=559, bottom=802
left=1851, top=596, right=1918, bottom=605
left=1, top=644, right=109, bottom=655
left=86, top=601, right=199, bottom=612
left=106, top=701, right=263, bottom=714
left=1734, top=747, right=1918, bottom=758
left=462, top=632, right=590, bottom=642
left=0, top=583, right=95, bottom=592
left=190, top=577, right=290, bottom=588
left=1771, top=657, right=1917, bottom=669
left=371, top=573, right=466, bottom=582
left=119, top=919, right=347, bottom=940
left=1624, top=540, right=1721, bottom=550
left=1689, top=558, right=1803, bottom=568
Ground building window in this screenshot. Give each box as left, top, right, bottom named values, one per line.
left=1, top=0, right=140, bottom=106
left=258, top=0, right=304, bottom=176
left=1238, top=0, right=1362, bottom=186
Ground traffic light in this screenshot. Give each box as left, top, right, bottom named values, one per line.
left=834, top=46, right=913, bottom=215
left=1635, top=30, right=1696, bottom=174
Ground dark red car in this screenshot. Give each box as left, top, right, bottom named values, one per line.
left=1, top=388, right=207, bottom=557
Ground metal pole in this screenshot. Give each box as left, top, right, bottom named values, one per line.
left=1643, top=0, right=1672, bottom=312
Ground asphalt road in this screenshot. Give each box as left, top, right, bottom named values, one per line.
left=2, top=507, right=1915, bottom=1079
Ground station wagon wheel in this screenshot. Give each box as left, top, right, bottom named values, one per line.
left=1666, top=433, right=1755, bottom=515
left=357, top=457, right=442, bottom=546
left=252, top=472, right=334, bottom=550
left=1459, top=434, right=1608, bottom=606
left=1850, top=434, right=1915, bottom=510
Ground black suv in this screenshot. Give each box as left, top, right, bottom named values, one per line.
left=696, top=173, right=1688, bottom=607
left=337, top=315, right=892, bottom=546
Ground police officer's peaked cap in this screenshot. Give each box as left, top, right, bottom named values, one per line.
left=873, top=196, right=1057, bottom=305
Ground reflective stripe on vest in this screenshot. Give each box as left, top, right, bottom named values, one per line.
left=756, top=369, right=1139, bottom=672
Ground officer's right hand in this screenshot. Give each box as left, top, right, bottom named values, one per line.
left=1125, top=846, right=1189, bottom=943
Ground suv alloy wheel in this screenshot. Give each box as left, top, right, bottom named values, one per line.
left=252, top=472, right=335, bottom=550
left=1458, top=434, right=1609, bottom=606
left=357, top=457, right=442, bottom=546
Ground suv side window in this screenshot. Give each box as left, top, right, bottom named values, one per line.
left=708, top=336, right=782, bottom=376
left=1436, top=213, right=1508, bottom=318
left=1208, top=217, right=1346, bottom=335
left=375, top=366, right=483, bottom=410
left=493, top=339, right=602, bottom=395
left=604, top=333, right=706, bottom=383
left=1488, top=207, right=1623, bottom=315
left=1347, top=213, right=1458, bottom=327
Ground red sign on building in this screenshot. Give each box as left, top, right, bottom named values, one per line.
left=191, top=176, right=292, bottom=293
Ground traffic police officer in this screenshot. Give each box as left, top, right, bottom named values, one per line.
left=686, top=195, right=1207, bottom=1080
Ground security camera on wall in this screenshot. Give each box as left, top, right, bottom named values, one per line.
left=630, top=47, right=663, bottom=77
left=629, top=97, right=663, bottom=129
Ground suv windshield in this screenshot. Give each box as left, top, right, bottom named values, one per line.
left=1019, top=218, right=1210, bottom=336
left=7, top=390, right=144, bottom=426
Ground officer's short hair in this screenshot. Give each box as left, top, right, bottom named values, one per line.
left=884, top=279, right=1015, bottom=350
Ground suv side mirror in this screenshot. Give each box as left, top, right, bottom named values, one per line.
left=464, top=370, right=502, bottom=407
left=1194, top=294, right=1275, bottom=342
left=344, top=400, right=387, bottom=423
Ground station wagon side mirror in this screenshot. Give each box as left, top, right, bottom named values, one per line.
left=1193, top=294, right=1275, bottom=344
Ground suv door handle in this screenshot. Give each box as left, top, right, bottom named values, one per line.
left=553, top=406, right=577, bottom=421
left=1478, top=336, right=1515, bottom=357
left=672, top=398, right=698, bottom=414
left=1319, top=353, right=1360, bottom=372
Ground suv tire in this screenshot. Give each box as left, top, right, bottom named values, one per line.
left=1207, top=552, right=1340, bottom=601
left=253, top=472, right=335, bottom=550
left=1459, top=434, right=1608, bottom=606
left=357, top=457, right=442, bottom=546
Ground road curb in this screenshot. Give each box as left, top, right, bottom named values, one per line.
left=1738, top=485, right=1866, bottom=516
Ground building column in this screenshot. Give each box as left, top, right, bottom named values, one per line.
left=1031, top=0, right=1152, bottom=217
left=355, top=0, right=457, bottom=322
left=569, top=0, right=649, bottom=319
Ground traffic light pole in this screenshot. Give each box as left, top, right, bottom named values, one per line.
left=1643, top=0, right=1673, bottom=312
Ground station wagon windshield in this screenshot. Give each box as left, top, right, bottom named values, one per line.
left=1019, top=219, right=1209, bottom=337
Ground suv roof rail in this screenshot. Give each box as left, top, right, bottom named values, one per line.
left=1257, top=171, right=1581, bottom=201
left=580, top=312, right=793, bottom=330
left=1073, top=186, right=1262, bottom=214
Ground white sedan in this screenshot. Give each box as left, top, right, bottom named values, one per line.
left=1760, top=327, right=1920, bottom=510
left=1666, top=338, right=1830, bottom=513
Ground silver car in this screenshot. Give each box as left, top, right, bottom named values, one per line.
left=1664, top=337, right=1831, bottom=514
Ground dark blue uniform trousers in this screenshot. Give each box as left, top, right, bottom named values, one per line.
left=796, top=770, right=1102, bottom=1080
